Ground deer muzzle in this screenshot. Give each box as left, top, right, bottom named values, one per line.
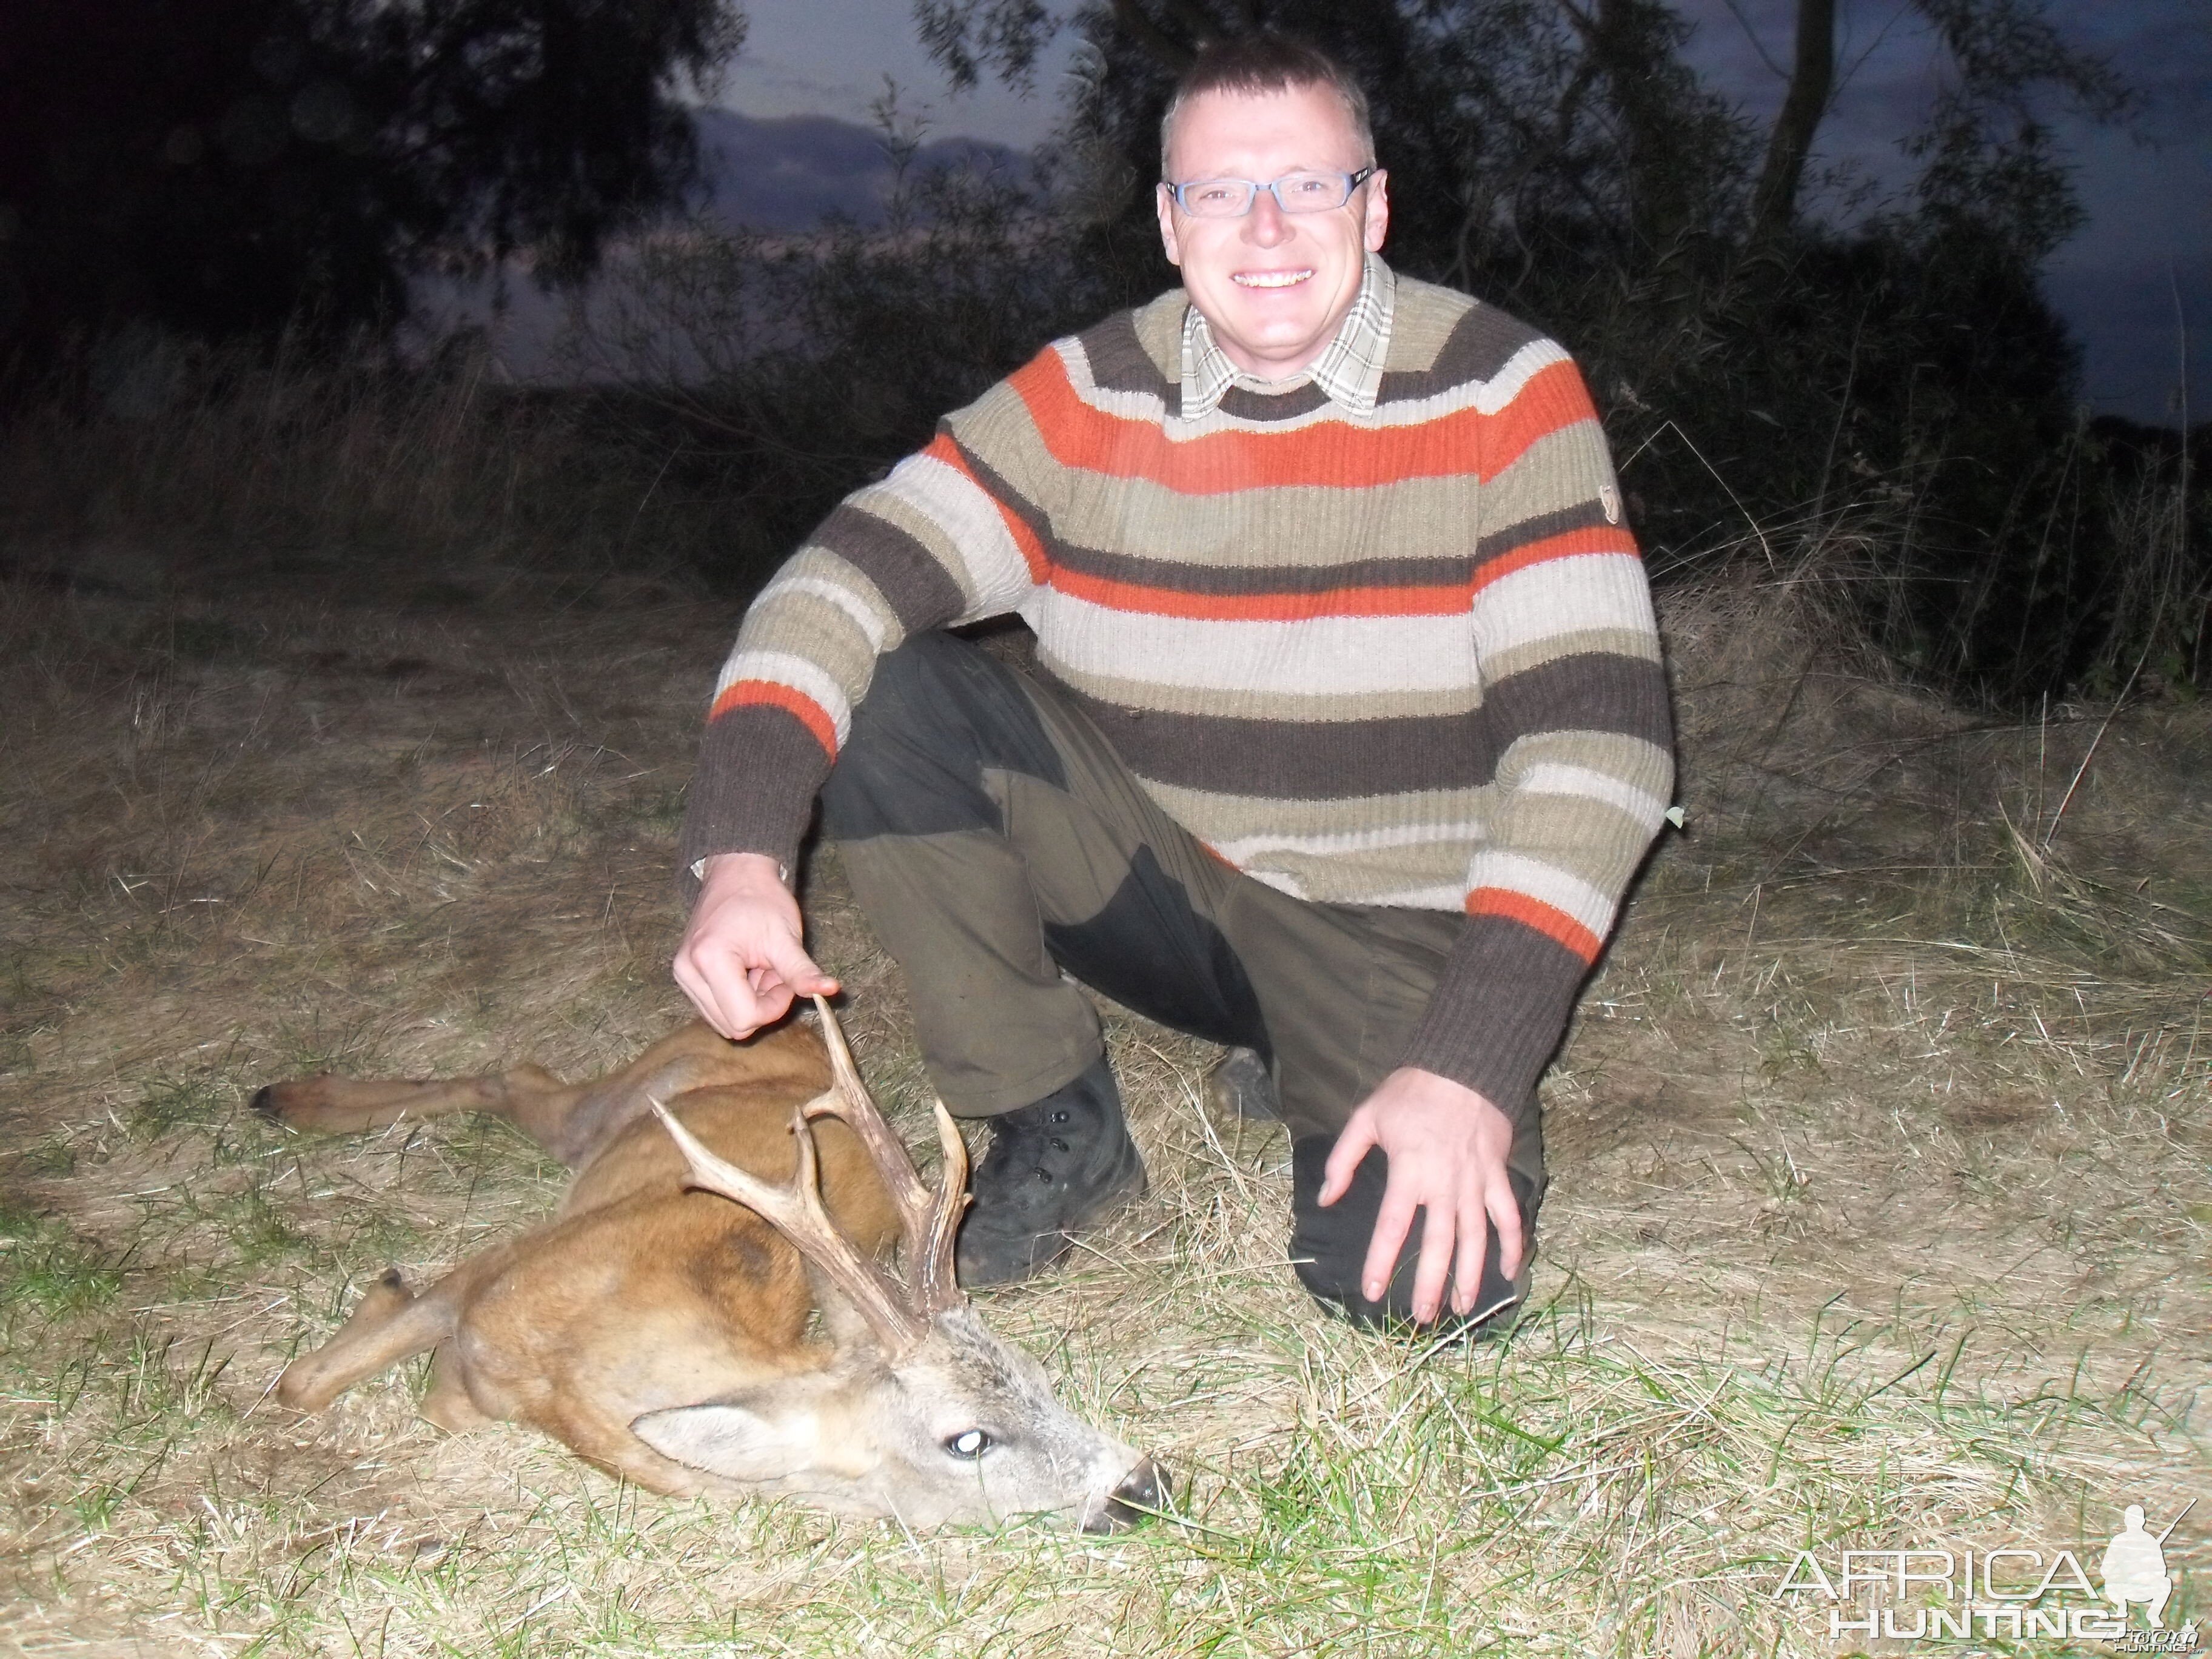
left=1082, top=1455, right=1169, bottom=1533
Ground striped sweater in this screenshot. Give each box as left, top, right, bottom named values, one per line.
left=682, top=262, right=1675, bottom=1108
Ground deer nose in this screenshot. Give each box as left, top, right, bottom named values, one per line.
left=1084, top=1456, right=1169, bottom=1533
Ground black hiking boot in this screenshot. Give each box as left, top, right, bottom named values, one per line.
left=1205, top=1046, right=1278, bottom=1121
left=954, top=1054, right=1146, bottom=1287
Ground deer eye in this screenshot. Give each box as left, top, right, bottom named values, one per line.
left=944, top=1428, right=993, bottom=1460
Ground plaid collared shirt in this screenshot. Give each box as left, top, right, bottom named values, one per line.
left=1179, top=253, right=1396, bottom=420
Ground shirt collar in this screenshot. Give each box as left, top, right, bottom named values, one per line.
left=1179, top=253, right=1395, bottom=421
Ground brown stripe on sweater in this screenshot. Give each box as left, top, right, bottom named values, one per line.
left=1398, top=910, right=1590, bottom=1107
left=1481, top=654, right=1673, bottom=751
left=1050, top=541, right=1471, bottom=598
left=814, top=505, right=971, bottom=634
left=1216, top=381, right=1335, bottom=423
left=1048, top=681, right=1504, bottom=797
left=1378, top=303, right=1549, bottom=404
left=1079, top=310, right=1173, bottom=397
left=679, top=703, right=833, bottom=888
left=1474, top=499, right=1618, bottom=564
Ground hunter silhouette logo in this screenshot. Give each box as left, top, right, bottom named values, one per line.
left=2104, top=1505, right=2177, bottom=1626
left=1774, top=1498, right=2200, bottom=1647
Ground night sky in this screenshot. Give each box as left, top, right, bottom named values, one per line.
left=715, top=0, right=2210, bottom=426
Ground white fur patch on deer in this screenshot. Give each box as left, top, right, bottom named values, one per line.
left=259, top=997, right=1163, bottom=1532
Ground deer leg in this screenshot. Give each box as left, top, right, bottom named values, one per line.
left=254, top=1023, right=785, bottom=1165
left=420, top=1342, right=496, bottom=1432
left=529, top=1400, right=730, bottom=1499
left=252, top=1062, right=683, bottom=1170
left=254, top=1064, right=580, bottom=1140
left=534, top=1045, right=771, bottom=1168
left=276, top=1267, right=466, bottom=1413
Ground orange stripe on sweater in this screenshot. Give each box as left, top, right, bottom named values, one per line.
left=709, top=680, right=838, bottom=759
left=923, top=432, right=1051, bottom=583
left=1050, top=564, right=1472, bottom=620
left=1469, top=526, right=1641, bottom=594
left=1466, top=888, right=1602, bottom=963
left=1011, top=351, right=1597, bottom=493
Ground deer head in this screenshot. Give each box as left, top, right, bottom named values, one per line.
left=637, top=998, right=1163, bottom=1532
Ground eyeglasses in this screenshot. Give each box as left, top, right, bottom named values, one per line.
left=1165, top=166, right=1377, bottom=220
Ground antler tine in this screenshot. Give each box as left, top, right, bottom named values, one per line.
left=914, top=1099, right=971, bottom=1316
left=805, top=995, right=938, bottom=1276
left=648, top=1099, right=925, bottom=1357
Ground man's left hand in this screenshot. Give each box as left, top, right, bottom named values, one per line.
left=1318, top=1067, right=1523, bottom=1324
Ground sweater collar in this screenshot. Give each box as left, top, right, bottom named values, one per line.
left=1178, top=253, right=1395, bottom=420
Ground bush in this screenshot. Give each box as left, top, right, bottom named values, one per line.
left=566, top=138, right=1115, bottom=586
left=0, top=328, right=731, bottom=577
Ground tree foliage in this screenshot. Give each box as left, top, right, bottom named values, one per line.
left=578, top=115, right=1108, bottom=582
left=0, top=0, right=744, bottom=366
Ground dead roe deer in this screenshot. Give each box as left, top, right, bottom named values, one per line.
left=258, top=997, right=1163, bottom=1531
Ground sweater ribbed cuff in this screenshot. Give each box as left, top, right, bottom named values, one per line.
left=1396, top=913, right=1590, bottom=1115
left=676, top=705, right=834, bottom=903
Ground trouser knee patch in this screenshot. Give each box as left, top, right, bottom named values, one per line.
left=822, top=633, right=1068, bottom=840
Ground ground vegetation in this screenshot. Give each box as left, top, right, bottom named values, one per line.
left=0, top=2, right=2206, bottom=1647
left=0, top=422, right=2205, bottom=1654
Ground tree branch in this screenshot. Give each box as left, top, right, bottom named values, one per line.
left=1110, top=0, right=1199, bottom=72
left=1158, top=0, right=1230, bottom=50
left=1749, top=0, right=1835, bottom=244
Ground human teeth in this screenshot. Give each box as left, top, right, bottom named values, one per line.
left=1233, top=270, right=1311, bottom=287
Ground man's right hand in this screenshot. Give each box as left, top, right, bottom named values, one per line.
left=672, top=853, right=840, bottom=1039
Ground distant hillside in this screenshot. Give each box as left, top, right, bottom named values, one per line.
left=689, top=109, right=1029, bottom=231
left=412, top=109, right=1034, bottom=376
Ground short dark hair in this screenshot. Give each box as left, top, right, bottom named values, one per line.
left=1159, top=33, right=1375, bottom=179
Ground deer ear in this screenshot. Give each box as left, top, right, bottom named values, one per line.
left=631, top=1396, right=857, bottom=1482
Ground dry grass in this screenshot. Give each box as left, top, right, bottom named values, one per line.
left=1, top=543, right=2205, bottom=1657
left=0, top=340, right=730, bottom=584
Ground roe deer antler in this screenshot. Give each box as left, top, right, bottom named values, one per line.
left=802, top=994, right=968, bottom=1319
left=648, top=996, right=969, bottom=1355
left=649, top=1098, right=930, bottom=1356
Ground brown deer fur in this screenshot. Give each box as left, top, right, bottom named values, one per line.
left=260, top=1010, right=1158, bottom=1529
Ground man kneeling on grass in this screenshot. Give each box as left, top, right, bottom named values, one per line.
left=671, top=33, right=1674, bottom=1337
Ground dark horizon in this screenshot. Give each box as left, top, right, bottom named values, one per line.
left=424, top=102, right=2207, bottom=433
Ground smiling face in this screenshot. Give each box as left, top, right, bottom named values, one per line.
left=1156, top=82, right=1389, bottom=383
